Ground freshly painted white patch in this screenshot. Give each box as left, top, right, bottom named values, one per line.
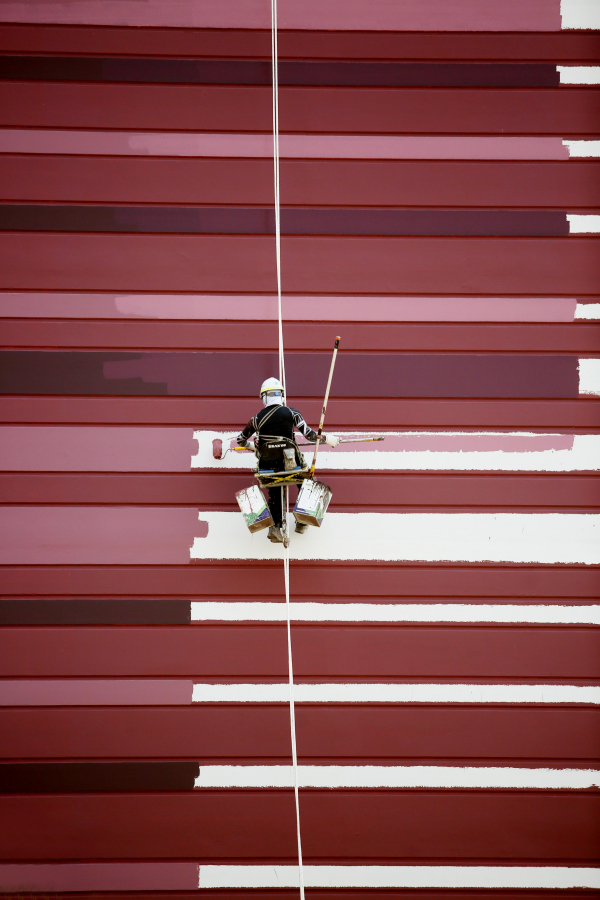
left=559, top=66, right=600, bottom=83
left=564, top=140, right=600, bottom=157
left=561, top=0, right=600, bottom=30
left=579, top=358, right=600, bottom=395
left=194, top=765, right=600, bottom=790
left=575, top=303, right=600, bottom=319
left=192, top=430, right=600, bottom=472
left=567, top=214, right=600, bottom=232
left=190, top=601, right=600, bottom=625
left=190, top=512, right=600, bottom=564
left=191, top=682, right=600, bottom=705
left=198, top=865, right=600, bottom=889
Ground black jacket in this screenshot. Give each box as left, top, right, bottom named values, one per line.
left=238, top=404, right=318, bottom=446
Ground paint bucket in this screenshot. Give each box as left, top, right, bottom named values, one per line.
left=293, top=479, right=332, bottom=527
left=236, top=484, right=273, bottom=533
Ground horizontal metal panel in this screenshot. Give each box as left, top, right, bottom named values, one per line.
left=2, top=473, right=598, bottom=508
left=2, top=158, right=599, bottom=208
left=4, top=322, right=599, bottom=353
left=0, top=625, right=596, bottom=678
left=1, top=83, right=598, bottom=134
left=1, top=397, right=598, bottom=429
left=0, top=792, right=596, bottom=861
left=2, top=26, right=600, bottom=62
left=1, top=234, right=599, bottom=294
left=0, top=0, right=567, bottom=32
left=3, top=562, right=597, bottom=598
left=3, top=706, right=597, bottom=763
left=2, top=762, right=599, bottom=793
left=0, top=58, right=566, bottom=88
left=0, top=351, right=581, bottom=398
left=0, top=205, right=574, bottom=237
left=0, top=293, right=587, bottom=323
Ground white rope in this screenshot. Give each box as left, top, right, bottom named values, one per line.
left=271, top=1, right=304, bottom=897
left=271, top=0, right=285, bottom=396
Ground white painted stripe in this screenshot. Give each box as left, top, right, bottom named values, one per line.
left=568, top=213, right=600, bottom=232
left=190, top=601, right=600, bottom=625
left=194, top=765, right=600, bottom=790
left=575, top=303, right=600, bottom=319
left=564, top=139, right=600, bottom=157
left=198, top=865, right=600, bottom=889
left=193, top=430, right=600, bottom=472
left=561, top=0, right=600, bottom=30
left=579, top=358, right=600, bottom=395
left=191, top=683, right=600, bottom=705
left=559, top=66, right=600, bottom=84
left=190, top=512, right=600, bottom=564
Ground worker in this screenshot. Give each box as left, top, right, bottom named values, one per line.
left=237, top=377, right=339, bottom=543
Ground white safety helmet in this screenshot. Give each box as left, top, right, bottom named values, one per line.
left=259, top=376, right=285, bottom=406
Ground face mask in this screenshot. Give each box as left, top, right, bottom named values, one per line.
left=263, top=391, right=284, bottom=407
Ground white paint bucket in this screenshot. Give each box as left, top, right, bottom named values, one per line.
left=235, top=484, right=273, bottom=533
left=294, top=480, right=332, bottom=527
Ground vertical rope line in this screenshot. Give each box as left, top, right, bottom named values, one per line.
left=284, top=490, right=305, bottom=900
left=271, top=0, right=285, bottom=397
left=272, top=1, right=303, bottom=896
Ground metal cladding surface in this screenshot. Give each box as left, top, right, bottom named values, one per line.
left=0, top=10, right=599, bottom=900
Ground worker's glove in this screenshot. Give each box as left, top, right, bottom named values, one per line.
left=324, top=433, right=340, bottom=448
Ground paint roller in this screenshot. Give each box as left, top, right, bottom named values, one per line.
left=213, top=436, right=384, bottom=460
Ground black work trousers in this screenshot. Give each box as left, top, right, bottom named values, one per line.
left=267, top=485, right=299, bottom=528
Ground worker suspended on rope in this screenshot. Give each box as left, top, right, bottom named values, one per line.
left=237, top=377, right=340, bottom=543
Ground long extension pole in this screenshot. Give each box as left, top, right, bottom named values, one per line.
left=309, top=336, right=340, bottom=478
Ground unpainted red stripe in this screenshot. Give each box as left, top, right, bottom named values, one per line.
left=3, top=27, right=599, bottom=62
left=0, top=679, right=192, bottom=706
left=0, top=862, right=198, bottom=892
left=0, top=427, right=197, bottom=472
left=0, top=84, right=598, bottom=134
left=2, top=158, right=599, bottom=208
left=0, top=507, right=206, bottom=564
left=0, top=792, right=595, bottom=862
left=3, top=322, right=599, bottom=353
left=0, top=397, right=598, bottom=429
left=0, top=0, right=563, bottom=32
left=3, top=474, right=598, bottom=509
left=2, top=706, right=597, bottom=763
left=0, top=295, right=583, bottom=325
left=2, top=563, right=597, bottom=598
left=0, top=625, right=596, bottom=678
left=1, top=234, right=599, bottom=294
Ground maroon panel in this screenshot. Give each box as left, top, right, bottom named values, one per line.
left=3, top=473, right=598, bottom=509
left=2, top=706, right=597, bottom=764
left=3, top=321, right=599, bottom=354
left=0, top=396, right=598, bottom=430
left=0, top=351, right=579, bottom=399
left=0, top=204, right=571, bottom=237
left=0, top=625, right=596, bottom=678
left=2, top=157, right=599, bottom=210
left=1, top=234, right=599, bottom=294
left=1, top=26, right=600, bottom=63
left=0, top=507, right=205, bottom=565
left=0, top=83, right=598, bottom=134
left=0, top=792, right=596, bottom=861
left=2, top=563, right=598, bottom=598
left=0, top=58, right=563, bottom=89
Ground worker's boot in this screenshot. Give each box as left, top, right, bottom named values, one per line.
left=267, top=525, right=284, bottom=543
left=294, top=522, right=308, bottom=535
